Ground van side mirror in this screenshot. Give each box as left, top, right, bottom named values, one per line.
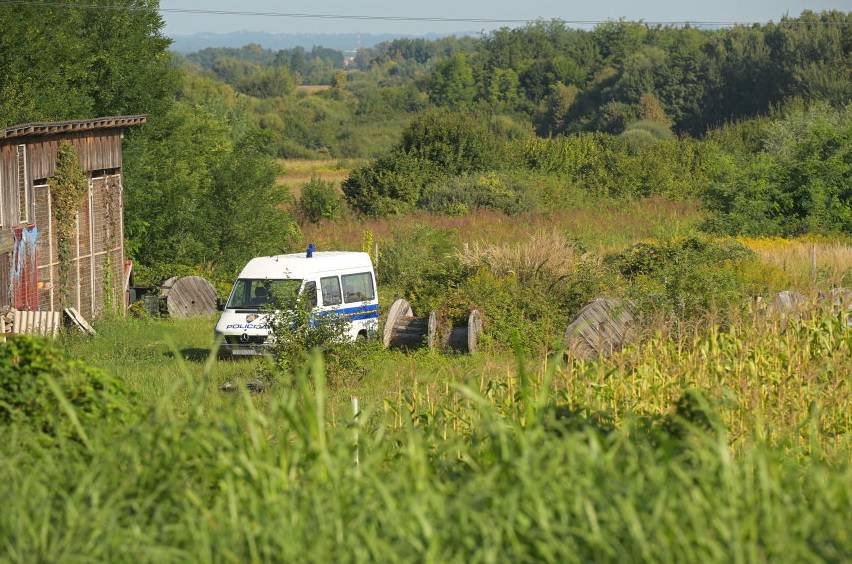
left=216, top=298, right=225, bottom=311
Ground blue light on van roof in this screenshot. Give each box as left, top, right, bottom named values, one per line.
left=306, top=243, right=316, bottom=258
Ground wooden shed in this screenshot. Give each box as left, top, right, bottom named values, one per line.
left=0, top=115, right=146, bottom=321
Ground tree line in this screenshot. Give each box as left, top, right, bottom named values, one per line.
left=1, top=3, right=848, bottom=285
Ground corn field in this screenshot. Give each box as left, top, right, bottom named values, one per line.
left=1, top=309, right=849, bottom=562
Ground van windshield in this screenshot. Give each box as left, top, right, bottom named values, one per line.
left=226, top=279, right=303, bottom=310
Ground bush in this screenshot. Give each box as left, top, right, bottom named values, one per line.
left=400, top=108, right=503, bottom=174
left=419, top=172, right=535, bottom=215
left=608, top=237, right=757, bottom=320
left=343, top=153, right=440, bottom=216
left=455, top=232, right=608, bottom=352
left=620, top=119, right=674, bottom=151
left=299, top=178, right=343, bottom=223
left=702, top=104, right=852, bottom=236
left=0, top=337, right=129, bottom=440
left=263, top=291, right=372, bottom=384
left=378, top=226, right=468, bottom=315
left=516, top=134, right=727, bottom=199
left=619, top=127, right=659, bottom=152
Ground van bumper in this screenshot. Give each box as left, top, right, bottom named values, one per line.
left=217, top=343, right=270, bottom=359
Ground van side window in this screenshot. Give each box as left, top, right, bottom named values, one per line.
left=303, top=281, right=318, bottom=308
left=320, top=276, right=342, bottom=306
left=341, top=272, right=375, bottom=303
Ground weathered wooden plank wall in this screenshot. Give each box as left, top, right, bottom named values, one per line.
left=23, top=131, right=122, bottom=180
left=0, top=129, right=126, bottom=317
left=0, top=131, right=122, bottom=239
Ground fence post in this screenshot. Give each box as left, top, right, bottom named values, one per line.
left=811, top=245, right=817, bottom=286
left=351, top=396, right=360, bottom=469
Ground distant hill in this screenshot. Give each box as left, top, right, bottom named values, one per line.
left=169, top=31, right=477, bottom=53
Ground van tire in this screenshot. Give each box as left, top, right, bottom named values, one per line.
left=357, top=330, right=368, bottom=340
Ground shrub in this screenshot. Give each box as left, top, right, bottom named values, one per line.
left=619, top=127, right=658, bottom=152
left=378, top=226, right=468, bottom=315
left=620, top=119, right=674, bottom=151
left=343, top=153, right=440, bottom=216
left=0, top=337, right=129, bottom=440
left=399, top=108, right=503, bottom=175
left=702, top=103, right=852, bottom=236
left=299, top=178, right=343, bottom=223
left=458, top=271, right=568, bottom=354
left=516, top=134, right=726, bottom=199
left=419, top=172, right=535, bottom=215
left=608, top=237, right=757, bottom=320
left=264, top=290, right=371, bottom=384
left=455, top=232, right=608, bottom=352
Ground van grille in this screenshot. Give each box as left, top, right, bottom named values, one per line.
left=225, top=335, right=267, bottom=345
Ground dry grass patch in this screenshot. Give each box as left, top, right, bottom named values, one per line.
left=277, top=158, right=365, bottom=198
left=302, top=197, right=703, bottom=252
left=739, top=237, right=852, bottom=289
left=456, top=230, right=591, bottom=284
left=296, top=84, right=332, bottom=94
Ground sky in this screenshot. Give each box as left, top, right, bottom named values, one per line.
left=161, top=0, right=852, bottom=36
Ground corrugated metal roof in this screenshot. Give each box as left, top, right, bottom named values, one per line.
left=1, top=115, right=147, bottom=141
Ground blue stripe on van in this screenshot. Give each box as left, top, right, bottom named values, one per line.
left=347, top=311, right=380, bottom=321
left=337, top=304, right=379, bottom=315
left=314, top=303, right=380, bottom=322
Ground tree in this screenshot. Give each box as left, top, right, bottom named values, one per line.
left=400, top=109, right=501, bottom=174
left=235, top=66, right=296, bottom=98
left=204, top=139, right=301, bottom=274
left=428, top=53, right=476, bottom=107
left=485, top=69, right=520, bottom=109
left=702, top=104, right=852, bottom=236
left=299, top=178, right=343, bottom=223
left=537, top=82, right=579, bottom=136
left=123, top=103, right=232, bottom=273
left=637, top=93, right=672, bottom=128
left=124, top=103, right=301, bottom=278
left=0, top=0, right=175, bottom=127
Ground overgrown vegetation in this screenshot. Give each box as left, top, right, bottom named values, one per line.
left=263, top=289, right=371, bottom=383
left=298, top=177, right=344, bottom=223
left=1, top=307, right=848, bottom=560
left=1, top=5, right=850, bottom=558
left=48, top=142, right=89, bottom=308
left=343, top=102, right=850, bottom=239
left=4, top=6, right=848, bottom=285
left=0, top=337, right=128, bottom=442
left=702, top=103, right=852, bottom=236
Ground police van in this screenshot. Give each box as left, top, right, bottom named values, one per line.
left=215, top=248, right=378, bottom=358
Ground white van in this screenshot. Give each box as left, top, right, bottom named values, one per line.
left=215, top=249, right=378, bottom=358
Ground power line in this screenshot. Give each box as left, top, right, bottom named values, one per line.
left=0, top=0, right=848, bottom=27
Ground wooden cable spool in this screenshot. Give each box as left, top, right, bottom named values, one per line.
left=564, top=298, right=636, bottom=360
left=383, top=298, right=437, bottom=350
left=160, top=275, right=218, bottom=317
left=447, top=309, right=483, bottom=353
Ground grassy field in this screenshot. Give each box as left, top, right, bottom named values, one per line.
left=64, top=301, right=850, bottom=453
left=1, top=300, right=848, bottom=561
left=277, top=158, right=365, bottom=199
left=303, top=196, right=705, bottom=253
left=3, top=199, right=850, bottom=560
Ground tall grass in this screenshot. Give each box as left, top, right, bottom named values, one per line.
left=739, top=237, right=852, bottom=290
left=456, top=230, right=589, bottom=283
left=2, top=310, right=849, bottom=561
left=301, top=196, right=703, bottom=254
